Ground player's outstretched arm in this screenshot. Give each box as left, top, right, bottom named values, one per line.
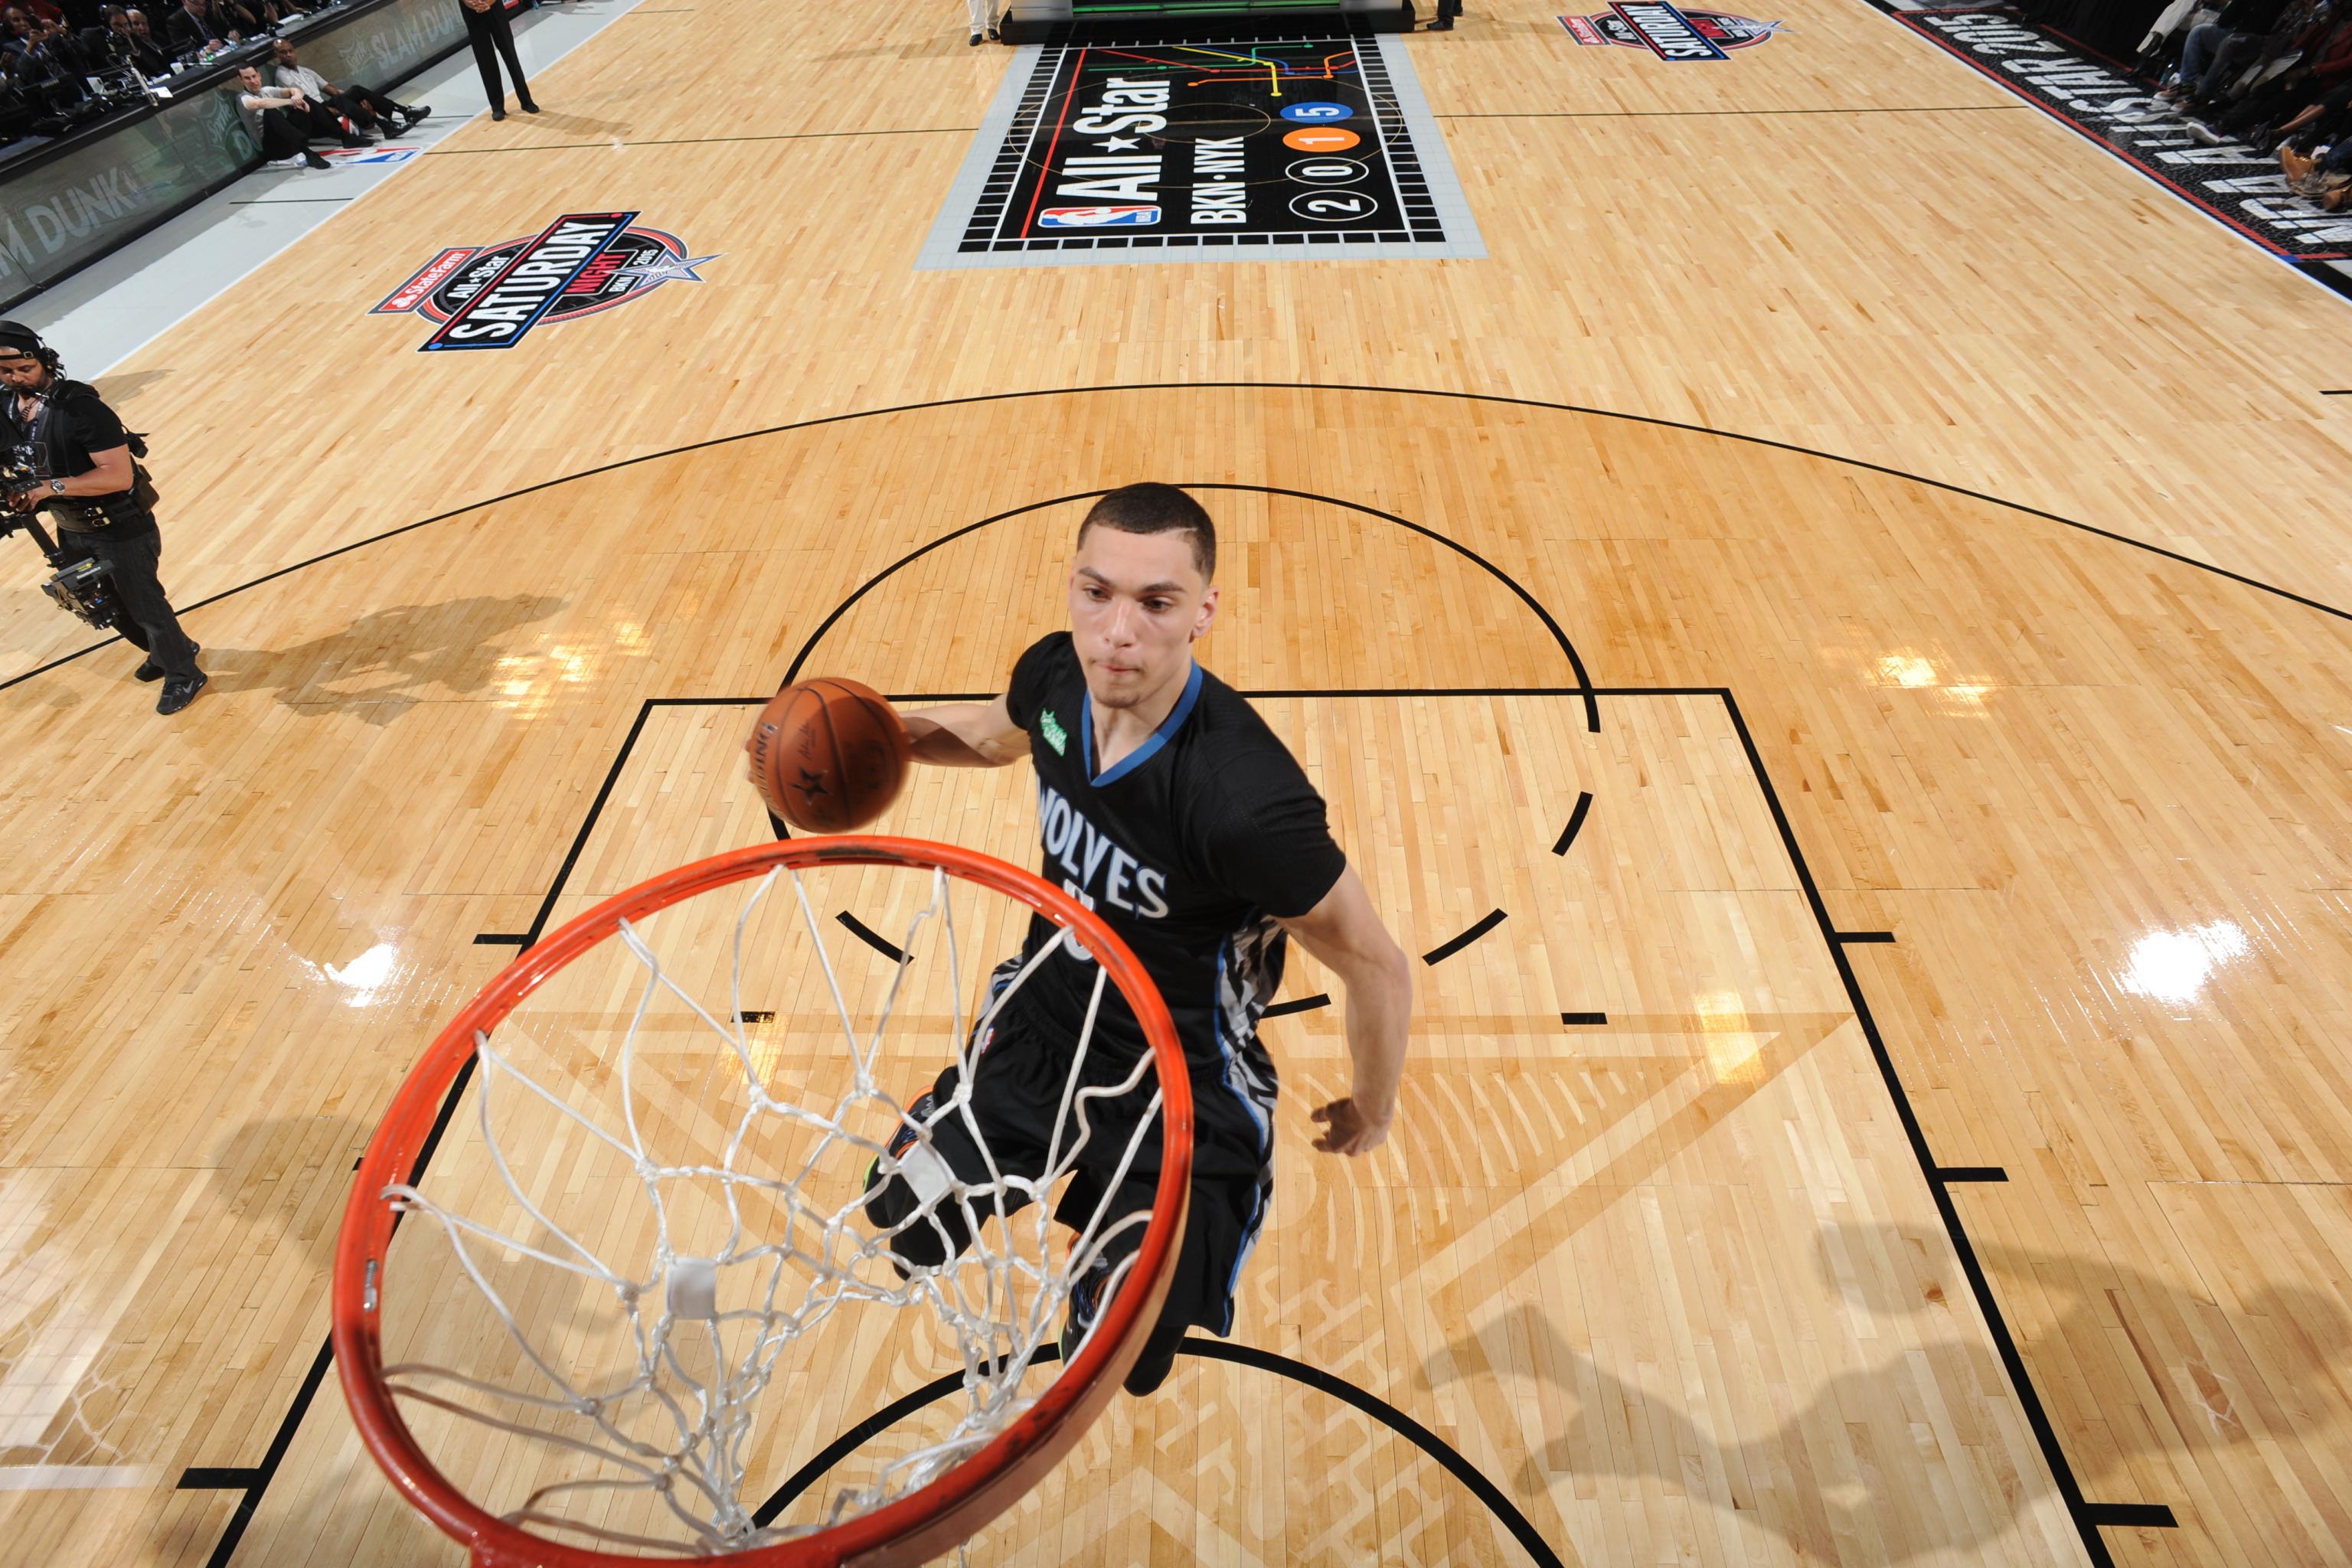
left=900, top=694, right=1027, bottom=768
left=1277, top=866, right=1412, bottom=1157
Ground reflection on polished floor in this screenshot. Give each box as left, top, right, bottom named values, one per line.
left=3, top=0, right=2352, bottom=1565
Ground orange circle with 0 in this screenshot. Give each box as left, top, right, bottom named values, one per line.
left=1281, top=126, right=1361, bottom=152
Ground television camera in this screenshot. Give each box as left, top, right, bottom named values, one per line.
left=2, top=454, right=120, bottom=629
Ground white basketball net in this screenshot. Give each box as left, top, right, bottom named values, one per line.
left=375, top=862, right=1166, bottom=1556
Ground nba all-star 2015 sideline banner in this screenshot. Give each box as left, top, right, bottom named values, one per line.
left=372, top=211, right=719, bottom=350
left=1877, top=5, right=2352, bottom=262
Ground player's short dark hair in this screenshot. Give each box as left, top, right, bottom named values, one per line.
left=1077, top=483, right=1216, bottom=582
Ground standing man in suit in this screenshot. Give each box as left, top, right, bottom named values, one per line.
left=460, top=0, right=535, bottom=121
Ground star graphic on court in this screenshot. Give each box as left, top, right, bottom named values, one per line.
left=1099, top=136, right=1141, bottom=150
left=612, top=251, right=720, bottom=288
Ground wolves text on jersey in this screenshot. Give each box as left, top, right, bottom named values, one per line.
left=1037, top=781, right=1171, bottom=920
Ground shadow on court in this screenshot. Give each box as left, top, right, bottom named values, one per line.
left=488, top=106, right=629, bottom=136
left=90, top=368, right=173, bottom=403
left=1426, top=1223, right=2351, bottom=1563
left=207, top=1113, right=377, bottom=1276
left=814, top=37, right=976, bottom=62
left=190, top=595, right=565, bottom=723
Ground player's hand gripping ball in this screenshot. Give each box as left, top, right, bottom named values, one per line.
left=746, top=678, right=913, bottom=832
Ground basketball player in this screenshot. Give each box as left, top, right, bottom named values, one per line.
left=862, top=483, right=1413, bottom=1396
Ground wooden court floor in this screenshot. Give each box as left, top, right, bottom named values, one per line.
left=4, top=1, right=2352, bottom=1566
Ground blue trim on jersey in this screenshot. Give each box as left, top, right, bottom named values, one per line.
left=1223, top=1181, right=1267, bottom=1321
left=1080, top=662, right=1204, bottom=789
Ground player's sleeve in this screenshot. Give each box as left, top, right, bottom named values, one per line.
left=1202, top=760, right=1347, bottom=920
left=1001, top=632, right=1069, bottom=733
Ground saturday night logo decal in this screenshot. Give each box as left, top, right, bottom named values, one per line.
left=1559, top=3, right=1783, bottom=57
left=372, top=211, right=717, bottom=350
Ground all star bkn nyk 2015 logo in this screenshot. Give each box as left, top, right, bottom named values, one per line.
left=371, top=211, right=717, bottom=351
left=1560, top=2, right=1782, bottom=57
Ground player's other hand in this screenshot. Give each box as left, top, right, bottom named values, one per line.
left=1310, top=1097, right=1392, bottom=1157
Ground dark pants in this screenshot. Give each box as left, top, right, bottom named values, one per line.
left=2296, top=136, right=2352, bottom=183
left=861, top=961, right=1274, bottom=1389
left=2194, top=31, right=2262, bottom=102
left=2176, top=23, right=2237, bottom=91
left=60, top=526, right=200, bottom=681
left=862, top=1082, right=1221, bottom=1392
left=318, top=86, right=403, bottom=132
left=253, top=105, right=319, bottom=161
left=462, top=2, right=529, bottom=107
left=2216, top=74, right=2305, bottom=136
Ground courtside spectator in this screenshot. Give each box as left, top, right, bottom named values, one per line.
left=166, top=0, right=271, bottom=57
left=2162, top=0, right=2293, bottom=103
left=2278, top=76, right=2352, bottom=204
left=234, top=60, right=358, bottom=166
left=164, top=0, right=220, bottom=53
left=272, top=38, right=423, bottom=139
left=1, top=12, right=103, bottom=127
left=2, top=8, right=41, bottom=58
left=106, top=5, right=167, bottom=74
left=2280, top=141, right=2350, bottom=203
left=2204, top=12, right=2352, bottom=139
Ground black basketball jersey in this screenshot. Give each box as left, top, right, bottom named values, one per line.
left=999, top=633, right=1345, bottom=1156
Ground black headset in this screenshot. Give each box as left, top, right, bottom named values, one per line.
left=0, top=322, right=63, bottom=380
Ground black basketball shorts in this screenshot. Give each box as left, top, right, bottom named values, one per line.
left=861, top=963, right=1275, bottom=1345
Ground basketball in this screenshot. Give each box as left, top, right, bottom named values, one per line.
left=746, top=678, right=913, bottom=832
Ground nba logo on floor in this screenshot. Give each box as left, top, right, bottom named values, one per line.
left=1039, top=206, right=1162, bottom=228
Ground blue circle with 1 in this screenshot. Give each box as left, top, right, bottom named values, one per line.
left=1279, top=101, right=1354, bottom=122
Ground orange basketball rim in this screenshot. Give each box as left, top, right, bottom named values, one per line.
left=332, top=836, right=1193, bottom=1568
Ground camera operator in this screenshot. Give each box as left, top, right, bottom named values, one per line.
left=0, top=322, right=205, bottom=713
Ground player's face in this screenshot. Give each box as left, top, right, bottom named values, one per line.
left=1068, top=527, right=1217, bottom=711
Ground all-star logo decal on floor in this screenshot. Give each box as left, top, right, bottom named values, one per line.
left=371, top=211, right=718, bottom=350
left=1559, top=3, right=1782, bottom=56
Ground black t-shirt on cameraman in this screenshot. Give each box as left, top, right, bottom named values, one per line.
left=0, top=378, right=152, bottom=539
